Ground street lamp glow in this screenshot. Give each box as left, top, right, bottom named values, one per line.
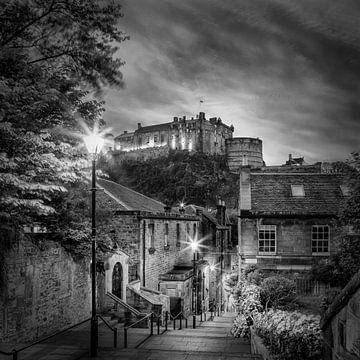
left=210, top=264, right=216, bottom=272
left=83, top=133, right=105, bottom=154
left=190, top=240, right=199, bottom=251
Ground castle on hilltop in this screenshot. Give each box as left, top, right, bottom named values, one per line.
left=112, top=112, right=264, bottom=171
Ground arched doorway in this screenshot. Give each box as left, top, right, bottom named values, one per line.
left=112, top=262, right=123, bottom=299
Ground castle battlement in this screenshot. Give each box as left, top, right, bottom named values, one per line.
left=112, top=112, right=263, bottom=170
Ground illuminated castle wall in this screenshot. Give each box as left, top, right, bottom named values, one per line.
left=112, top=112, right=263, bottom=170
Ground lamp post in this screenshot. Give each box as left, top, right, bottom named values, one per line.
left=190, top=241, right=199, bottom=314
left=83, top=133, right=104, bottom=358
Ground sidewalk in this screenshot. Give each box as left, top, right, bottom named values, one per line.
left=0, top=312, right=262, bottom=360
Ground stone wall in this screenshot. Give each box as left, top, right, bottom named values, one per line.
left=0, top=235, right=91, bottom=343
left=226, top=137, right=263, bottom=171
left=240, top=217, right=342, bottom=271
left=142, top=218, right=197, bottom=291
left=112, top=145, right=171, bottom=163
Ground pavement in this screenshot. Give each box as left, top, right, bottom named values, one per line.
left=0, top=312, right=262, bottom=360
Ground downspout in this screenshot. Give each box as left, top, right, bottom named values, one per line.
left=142, top=220, right=146, bottom=287
left=238, top=169, right=242, bottom=278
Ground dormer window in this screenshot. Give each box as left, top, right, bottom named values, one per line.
left=291, top=185, right=305, bottom=197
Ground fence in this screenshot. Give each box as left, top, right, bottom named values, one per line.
left=295, top=278, right=330, bottom=295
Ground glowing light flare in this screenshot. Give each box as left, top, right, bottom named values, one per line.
left=83, top=133, right=105, bottom=154
left=182, top=233, right=211, bottom=254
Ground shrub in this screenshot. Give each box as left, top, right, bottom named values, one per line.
left=260, top=275, right=296, bottom=309
left=231, top=283, right=262, bottom=339
left=253, top=309, right=322, bottom=360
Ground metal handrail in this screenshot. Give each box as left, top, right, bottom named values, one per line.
left=0, top=317, right=91, bottom=360
left=97, top=314, right=118, bottom=348
left=123, top=312, right=154, bottom=349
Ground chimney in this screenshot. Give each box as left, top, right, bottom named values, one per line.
left=183, top=116, right=186, bottom=121
left=173, top=117, right=178, bottom=122
left=164, top=205, right=171, bottom=213
left=199, top=112, right=205, bottom=120
left=289, top=154, right=292, bottom=164
left=239, top=167, right=251, bottom=210
left=137, top=123, right=141, bottom=129
left=124, top=130, right=127, bottom=134
left=196, top=208, right=203, bottom=216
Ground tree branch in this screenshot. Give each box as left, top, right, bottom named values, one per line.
left=26, top=50, right=72, bottom=64
left=1, top=0, right=56, bottom=48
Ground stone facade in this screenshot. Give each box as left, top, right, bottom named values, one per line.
left=112, top=112, right=264, bottom=169
left=321, top=269, right=360, bottom=360
left=0, top=235, right=91, bottom=343
left=238, top=166, right=347, bottom=273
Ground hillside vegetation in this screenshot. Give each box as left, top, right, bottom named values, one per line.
left=103, top=151, right=239, bottom=209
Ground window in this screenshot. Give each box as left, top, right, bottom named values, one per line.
left=258, top=225, right=276, bottom=255
left=339, top=320, right=346, bottom=349
left=312, top=225, right=330, bottom=254
left=148, top=223, right=155, bottom=248
left=291, top=185, right=305, bottom=197
left=193, top=223, right=197, bottom=240
left=164, top=223, right=169, bottom=248
left=146, top=136, right=150, bottom=144
left=176, top=223, right=181, bottom=247
left=161, top=134, right=164, bottom=143
left=154, top=135, right=158, bottom=142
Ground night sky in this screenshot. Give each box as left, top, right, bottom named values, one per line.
left=103, top=0, right=360, bottom=165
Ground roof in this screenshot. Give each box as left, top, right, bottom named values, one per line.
left=320, top=269, right=360, bottom=329
left=136, top=123, right=172, bottom=134
left=179, top=204, right=232, bottom=226
left=97, top=178, right=166, bottom=212
left=249, top=173, right=345, bottom=216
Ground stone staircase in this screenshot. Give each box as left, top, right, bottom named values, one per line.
left=93, top=312, right=263, bottom=360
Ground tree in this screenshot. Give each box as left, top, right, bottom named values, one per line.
left=0, top=0, right=127, bottom=285
left=311, top=152, right=360, bottom=287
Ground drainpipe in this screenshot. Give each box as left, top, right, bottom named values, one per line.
left=142, top=220, right=146, bottom=287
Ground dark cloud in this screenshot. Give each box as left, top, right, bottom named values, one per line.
left=104, top=0, right=360, bottom=164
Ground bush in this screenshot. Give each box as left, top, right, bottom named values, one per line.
left=260, top=276, right=296, bottom=309
left=253, top=309, right=322, bottom=360
left=231, top=283, right=262, bottom=339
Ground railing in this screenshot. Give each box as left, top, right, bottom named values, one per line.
left=168, top=311, right=194, bottom=330
left=123, top=312, right=155, bottom=349
left=97, top=314, right=118, bottom=348
left=106, top=292, right=142, bottom=316
left=0, top=317, right=91, bottom=360
left=0, top=314, right=120, bottom=359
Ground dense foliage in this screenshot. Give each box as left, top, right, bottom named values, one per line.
left=230, top=267, right=322, bottom=360
left=311, top=152, right=360, bottom=288
left=253, top=310, right=322, bottom=360
left=104, top=151, right=239, bottom=207
left=0, top=0, right=127, bottom=285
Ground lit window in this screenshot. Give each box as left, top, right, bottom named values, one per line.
left=148, top=223, right=155, bottom=248
left=291, top=185, right=305, bottom=197
left=258, top=225, right=276, bottom=255
left=164, top=223, right=169, bottom=247
left=312, top=225, right=330, bottom=255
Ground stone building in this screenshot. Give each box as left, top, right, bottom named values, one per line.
left=112, top=112, right=264, bottom=169
left=171, top=202, right=233, bottom=314
left=0, top=179, right=200, bottom=343
left=97, top=179, right=200, bottom=318
left=237, top=166, right=347, bottom=273
left=321, top=268, right=360, bottom=360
